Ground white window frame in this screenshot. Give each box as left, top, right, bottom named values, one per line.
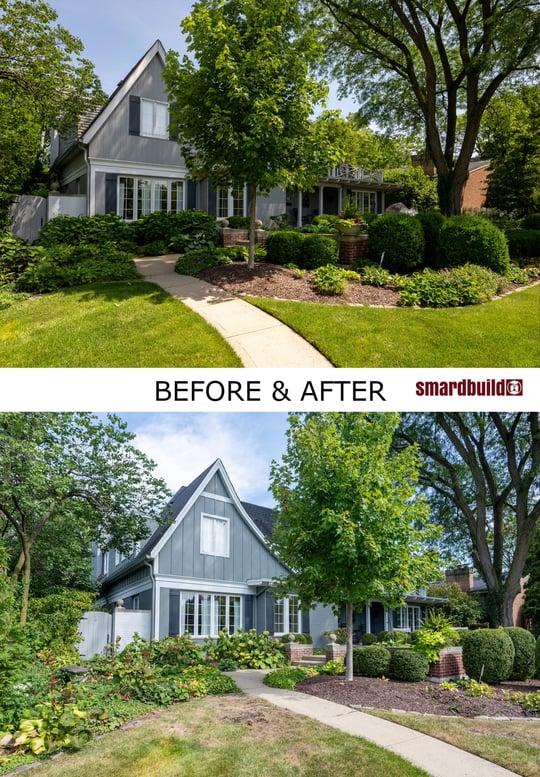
left=118, top=176, right=185, bottom=221
left=141, top=98, right=169, bottom=140
left=347, top=190, right=377, bottom=214
left=200, top=513, right=230, bottom=558
left=132, top=594, right=140, bottom=610
left=395, top=605, right=422, bottom=631
left=180, top=592, right=242, bottom=637
left=273, top=595, right=301, bottom=635
left=216, top=186, right=246, bottom=218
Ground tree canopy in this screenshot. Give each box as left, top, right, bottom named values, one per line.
left=163, top=0, right=342, bottom=267
left=0, top=413, right=171, bottom=624
left=396, top=413, right=540, bottom=627
left=269, top=413, right=441, bottom=681
left=317, top=0, right=540, bottom=215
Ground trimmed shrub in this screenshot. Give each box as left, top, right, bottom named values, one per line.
left=438, top=215, right=510, bottom=273
left=504, top=627, right=536, bottom=680
left=461, top=628, right=515, bottom=683
left=367, top=213, right=425, bottom=273
left=353, top=645, right=391, bottom=677
left=301, top=234, right=339, bottom=269
left=520, top=214, right=540, bottom=230
left=362, top=633, right=377, bottom=646
left=174, top=248, right=231, bottom=276
left=131, top=210, right=219, bottom=248
left=391, top=649, right=429, bottom=682
left=415, top=211, right=446, bottom=265
left=505, top=229, right=540, bottom=263
left=265, top=230, right=305, bottom=265
left=398, top=264, right=505, bottom=307
left=377, top=630, right=391, bottom=643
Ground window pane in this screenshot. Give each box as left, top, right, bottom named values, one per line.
left=153, top=182, right=168, bottom=212
left=201, top=515, right=228, bottom=557
left=232, top=187, right=244, bottom=216
left=119, top=177, right=134, bottom=220
left=141, top=100, right=169, bottom=139
left=229, top=596, right=241, bottom=634
left=289, top=596, right=299, bottom=633
left=171, top=181, right=184, bottom=213
left=217, top=188, right=228, bottom=218
left=138, top=179, right=152, bottom=216
left=274, top=599, right=284, bottom=632
left=183, top=594, right=195, bottom=635
left=198, top=594, right=211, bottom=636
left=215, top=595, right=227, bottom=633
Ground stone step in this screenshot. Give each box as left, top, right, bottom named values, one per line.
left=291, top=655, right=326, bottom=667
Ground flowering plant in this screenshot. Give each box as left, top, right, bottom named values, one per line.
left=338, top=216, right=363, bottom=228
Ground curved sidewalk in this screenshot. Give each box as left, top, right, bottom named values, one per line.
left=230, top=670, right=519, bottom=777
left=135, top=255, right=333, bottom=368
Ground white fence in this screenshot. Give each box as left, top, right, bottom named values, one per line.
left=78, top=608, right=152, bottom=659
left=9, top=194, right=87, bottom=243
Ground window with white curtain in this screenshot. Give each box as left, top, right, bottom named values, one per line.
left=118, top=177, right=185, bottom=221
left=141, top=99, right=169, bottom=139
left=200, top=514, right=229, bottom=557
left=181, top=592, right=241, bottom=636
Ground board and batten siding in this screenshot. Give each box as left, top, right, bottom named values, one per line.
left=156, top=492, right=285, bottom=583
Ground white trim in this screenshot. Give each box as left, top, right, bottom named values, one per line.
left=90, top=158, right=188, bottom=179
left=82, top=40, right=167, bottom=144
left=140, top=97, right=169, bottom=140
left=200, top=513, right=230, bottom=558
left=105, top=581, right=151, bottom=602
left=59, top=163, right=88, bottom=187
left=154, top=575, right=252, bottom=596
left=201, top=491, right=233, bottom=504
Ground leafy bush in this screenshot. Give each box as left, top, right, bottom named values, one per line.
left=226, top=216, right=250, bottom=229
left=0, top=232, right=45, bottom=283
left=139, top=240, right=170, bottom=256
left=319, top=658, right=345, bottom=675
left=39, top=214, right=128, bottom=248
left=360, top=264, right=391, bottom=287
left=301, top=234, right=339, bottom=269
left=506, top=264, right=533, bottom=285
left=216, top=243, right=266, bottom=262
left=377, top=631, right=391, bottom=643
left=398, top=264, right=505, bottom=307
left=391, top=649, right=429, bottom=682
left=265, top=231, right=305, bottom=265
left=10, top=701, right=90, bottom=756
left=263, top=667, right=313, bottom=689
left=25, top=589, right=95, bottom=660
left=16, top=243, right=138, bottom=293
left=412, top=613, right=458, bottom=664
left=205, top=628, right=286, bottom=669
left=377, top=631, right=411, bottom=647
left=505, top=229, right=540, bottom=262
left=520, top=214, right=540, bottom=230
left=174, top=248, right=231, bottom=276
left=279, top=633, right=313, bottom=644
left=217, top=658, right=238, bottom=672
left=428, top=584, right=484, bottom=628
left=415, top=211, right=446, bottom=265
left=504, top=689, right=540, bottom=715
left=131, top=210, right=219, bottom=249
left=362, top=633, right=377, bottom=645
left=438, top=215, right=510, bottom=273
left=503, top=627, right=536, bottom=680
left=537, top=636, right=540, bottom=679
left=461, top=628, right=515, bottom=683
left=367, top=213, right=425, bottom=273
left=311, top=264, right=359, bottom=295
left=352, top=645, right=391, bottom=677
left=0, top=657, right=51, bottom=731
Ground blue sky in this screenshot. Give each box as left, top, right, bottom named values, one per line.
left=118, top=412, right=291, bottom=507
left=47, top=0, right=358, bottom=114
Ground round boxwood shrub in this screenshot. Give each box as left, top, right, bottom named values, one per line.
left=504, top=627, right=536, bottom=680
left=362, top=633, right=377, bottom=646
left=265, top=230, right=305, bottom=265
left=520, top=213, right=540, bottom=230
left=461, top=628, right=515, bottom=683
left=438, top=216, right=510, bottom=273
left=368, top=213, right=425, bottom=273
left=415, top=211, right=446, bottom=265
left=353, top=645, right=391, bottom=677
left=391, top=649, right=429, bottom=682
left=301, top=234, right=339, bottom=269
left=226, top=216, right=250, bottom=230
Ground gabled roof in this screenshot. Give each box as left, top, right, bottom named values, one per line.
left=99, top=459, right=276, bottom=589
left=81, top=40, right=168, bottom=145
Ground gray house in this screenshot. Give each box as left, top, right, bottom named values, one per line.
left=44, top=40, right=392, bottom=231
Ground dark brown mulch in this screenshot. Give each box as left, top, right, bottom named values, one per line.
left=296, top=674, right=540, bottom=718
left=198, top=261, right=401, bottom=307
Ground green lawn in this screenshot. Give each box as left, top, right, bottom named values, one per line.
left=247, top=284, right=540, bottom=367
left=0, top=281, right=242, bottom=367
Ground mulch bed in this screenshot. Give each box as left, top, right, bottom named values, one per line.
left=296, top=675, right=540, bottom=718
left=198, top=261, right=401, bottom=307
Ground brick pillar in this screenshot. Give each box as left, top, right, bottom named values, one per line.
left=339, top=235, right=369, bottom=264
left=283, top=636, right=313, bottom=663
left=325, top=634, right=347, bottom=662
left=427, top=647, right=466, bottom=683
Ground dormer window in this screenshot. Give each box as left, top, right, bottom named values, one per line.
left=141, top=98, right=169, bottom=139
left=200, top=514, right=230, bottom=557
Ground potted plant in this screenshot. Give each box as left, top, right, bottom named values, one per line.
left=337, top=196, right=365, bottom=235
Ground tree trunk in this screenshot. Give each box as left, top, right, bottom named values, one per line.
left=19, top=539, right=31, bottom=626
left=501, top=589, right=518, bottom=628
left=345, top=600, right=354, bottom=682
left=248, top=183, right=258, bottom=270
left=436, top=169, right=468, bottom=216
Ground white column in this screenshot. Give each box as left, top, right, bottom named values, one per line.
left=365, top=603, right=371, bottom=634
left=318, top=186, right=324, bottom=216
left=297, top=191, right=302, bottom=227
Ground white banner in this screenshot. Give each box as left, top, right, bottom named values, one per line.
left=0, top=368, right=537, bottom=411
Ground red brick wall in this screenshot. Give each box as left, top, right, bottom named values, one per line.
left=283, top=641, right=313, bottom=662
left=428, top=647, right=466, bottom=682
left=325, top=642, right=347, bottom=662
left=339, top=235, right=369, bottom=264
left=462, top=168, right=490, bottom=210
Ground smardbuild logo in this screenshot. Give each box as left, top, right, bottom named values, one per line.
left=416, top=378, right=523, bottom=397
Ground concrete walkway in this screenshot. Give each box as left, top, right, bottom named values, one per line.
left=135, top=255, right=333, bottom=368
left=230, top=670, right=519, bottom=777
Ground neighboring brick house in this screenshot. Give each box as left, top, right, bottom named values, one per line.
left=411, top=155, right=491, bottom=210
left=444, top=565, right=527, bottom=626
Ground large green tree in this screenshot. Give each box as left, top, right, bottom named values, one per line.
left=269, top=413, right=441, bottom=681
left=523, top=521, right=540, bottom=636
left=317, top=0, right=540, bottom=215
left=396, top=413, right=540, bottom=627
left=0, top=0, right=105, bottom=219
left=0, top=413, right=171, bottom=625
left=163, top=0, right=342, bottom=268
left=479, top=83, right=540, bottom=216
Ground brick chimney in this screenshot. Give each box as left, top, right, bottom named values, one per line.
left=411, top=154, right=436, bottom=177
left=445, top=565, right=474, bottom=592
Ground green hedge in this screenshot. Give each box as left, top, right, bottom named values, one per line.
left=415, top=211, right=446, bottom=265
left=175, top=248, right=231, bottom=276
left=391, top=649, right=429, bottom=682
left=368, top=214, right=425, bottom=273
left=520, top=214, right=540, bottom=230
left=505, top=229, right=540, bottom=263
left=352, top=645, right=391, bottom=677
left=461, top=628, right=515, bottom=683
left=362, top=633, right=377, bottom=645
left=265, top=231, right=305, bottom=265
left=438, top=215, right=510, bottom=273
left=39, top=214, right=128, bottom=247
left=504, top=627, right=536, bottom=680
left=301, top=234, right=339, bottom=269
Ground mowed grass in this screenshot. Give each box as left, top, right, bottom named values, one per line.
left=247, top=284, right=540, bottom=367
left=370, top=710, right=540, bottom=777
left=27, top=696, right=430, bottom=777
left=0, top=281, right=242, bottom=367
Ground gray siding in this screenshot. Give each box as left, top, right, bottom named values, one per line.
left=157, top=493, right=286, bottom=583
left=88, top=55, right=185, bottom=170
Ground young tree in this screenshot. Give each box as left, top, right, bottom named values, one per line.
left=163, top=0, right=342, bottom=268
left=396, top=413, right=540, bottom=627
left=269, top=413, right=441, bottom=681
left=317, top=0, right=540, bottom=215
left=0, top=413, right=171, bottom=625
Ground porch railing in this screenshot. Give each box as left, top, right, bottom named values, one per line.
left=326, top=164, right=384, bottom=183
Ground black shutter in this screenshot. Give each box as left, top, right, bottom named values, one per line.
left=207, top=181, right=217, bottom=216
left=129, top=95, right=141, bottom=136
left=245, top=185, right=251, bottom=217
left=169, top=590, right=180, bottom=636
left=105, top=173, right=118, bottom=214
left=244, top=596, right=253, bottom=631
left=187, top=180, right=197, bottom=210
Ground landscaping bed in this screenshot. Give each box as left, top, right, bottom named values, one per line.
left=296, top=675, right=540, bottom=718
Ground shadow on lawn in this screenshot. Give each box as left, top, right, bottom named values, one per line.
left=56, top=279, right=174, bottom=306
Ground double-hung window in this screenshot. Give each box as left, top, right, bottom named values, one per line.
left=141, top=99, right=169, bottom=139
left=273, top=595, right=301, bottom=634
left=216, top=186, right=245, bottom=218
